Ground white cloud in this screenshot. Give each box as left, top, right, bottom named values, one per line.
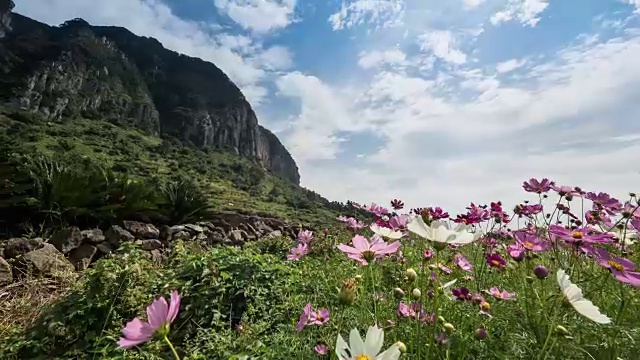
left=256, top=45, right=293, bottom=70
left=463, top=0, right=486, bottom=10
left=496, top=58, right=526, bottom=73
left=418, top=30, right=467, bottom=64
left=490, top=0, right=550, bottom=27
left=213, top=0, right=297, bottom=33
left=357, top=49, right=407, bottom=69
left=328, top=0, right=405, bottom=31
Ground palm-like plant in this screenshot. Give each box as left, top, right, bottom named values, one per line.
left=159, top=177, right=211, bottom=224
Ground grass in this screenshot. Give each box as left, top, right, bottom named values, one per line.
left=1, top=185, right=639, bottom=359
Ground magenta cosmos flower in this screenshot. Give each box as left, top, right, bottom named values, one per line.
left=549, top=225, right=614, bottom=244
left=295, top=302, right=330, bottom=331
left=484, top=287, right=515, bottom=300
left=595, top=248, right=640, bottom=287
left=514, top=231, right=548, bottom=251
left=117, top=290, right=181, bottom=348
left=522, top=178, right=552, bottom=194
left=337, top=235, right=401, bottom=265
left=454, top=253, right=473, bottom=272
left=297, top=230, right=313, bottom=244
left=486, top=253, right=507, bottom=269
left=315, top=344, right=329, bottom=355
left=287, top=242, right=309, bottom=261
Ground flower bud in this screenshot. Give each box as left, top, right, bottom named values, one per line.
left=533, top=265, right=548, bottom=279
left=474, top=327, right=488, bottom=340
left=555, top=325, right=570, bottom=336
left=405, top=268, right=418, bottom=282
left=438, top=315, right=446, bottom=323
left=395, top=341, right=407, bottom=353
left=394, top=287, right=405, bottom=298
left=411, top=288, right=421, bottom=300
left=423, top=249, right=434, bottom=260
left=338, top=278, right=357, bottom=306
left=354, top=274, right=363, bottom=281
left=443, top=322, right=455, bottom=334
left=480, top=301, right=491, bottom=312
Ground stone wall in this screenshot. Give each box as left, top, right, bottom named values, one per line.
left=0, top=212, right=310, bottom=285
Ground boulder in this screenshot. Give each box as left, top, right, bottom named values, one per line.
left=105, top=225, right=135, bottom=246
left=137, top=239, right=162, bottom=251
left=0, top=256, right=12, bottom=285
left=122, top=220, right=159, bottom=239
left=49, top=227, right=84, bottom=254
left=81, top=228, right=105, bottom=244
left=68, top=244, right=98, bottom=271
left=22, top=243, right=74, bottom=277
left=2, top=237, right=44, bottom=259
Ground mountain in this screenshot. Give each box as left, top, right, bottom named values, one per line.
left=0, top=12, right=300, bottom=184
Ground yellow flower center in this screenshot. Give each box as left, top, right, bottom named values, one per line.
left=524, top=241, right=535, bottom=248
left=607, top=260, right=625, bottom=271
left=491, top=260, right=501, bottom=267
left=571, top=231, right=584, bottom=239
left=495, top=292, right=502, bottom=298
left=355, top=355, right=372, bottom=360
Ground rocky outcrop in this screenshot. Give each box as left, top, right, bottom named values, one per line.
left=0, top=0, right=12, bottom=38
left=0, top=212, right=315, bottom=282
left=0, top=14, right=300, bottom=184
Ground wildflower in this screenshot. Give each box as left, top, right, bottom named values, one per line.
left=533, top=265, right=549, bottom=279
left=287, top=242, right=309, bottom=261
left=295, top=302, right=314, bottom=331
left=315, top=344, right=329, bottom=355
left=595, top=248, right=640, bottom=287
left=474, top=327, right=488, bottom=340
left=335, top=324, right=401, bottom=360
left=405, top=268, right=418, bottom=281
left=407, top=217, right=479, bottom=245
left=485, top=253, right=507, bottom=270
left=117, top=290, right=181, bottom=348
left=339, top=279, right=358, bottom=305
left=423, top=249, right=434, bottom=259
left=310, top=309, right=331, bottom=326
left=337, top=235, right=401, bottom=265
left=557, top=269, right=611, bottom=324
left=549, top=225, right=614, bottom=245
left=370, top=223, right=403, bottom=239
left=522, top=178, right=552, bottom=194
left=453, top=253, right=473, bottom=272
left=484, top=287, right=516, bottom=300
left=428, top=207, right=450, bottom=220
left=585, top=192, right=622, bottom=215
left=514, top=231, right=548, bottom=252
left=298, top=230, right=313, bottom=244
left=324, top=228, right=329, bottom=236
left=451, top=287, right=473, bottom=301
left=507, top=244, right=525, bottom=261
left=480, top=301, right=491, bottom=312
left=390, top=199, right=404, bottom=210
left=443, top=323, right=455, bottom=334
left=551, top=184, right=582, bottom=198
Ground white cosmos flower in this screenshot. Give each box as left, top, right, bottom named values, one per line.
left=370, top=223, right=403, bottom=240
left=406, top=216, right=479, bottom=245
left=557, top=269, right=611, bottom=324
left=336, top=324, right=400, bottom=360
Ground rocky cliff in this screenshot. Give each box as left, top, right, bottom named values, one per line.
left=0, top=14, right=300, bottom=184
left=0, top=0, right=12, bottom=38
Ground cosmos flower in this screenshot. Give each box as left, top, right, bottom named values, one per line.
left=484, top=287, right=516, bottom=300
left=287, top=242, right=309, bottom=261
left=117, top=290, right=181, bottom=348
left=485, top=253, right=507, bottom=269
left=522, top=178, right=553, bottom=194
left=370, top=223, right=403, bottom=239
left=595, top=248, right=640, bottom=287
left=335, top=324, right=401, bottom=360
left=549, top=225, right=614, bottom=244
left=453, top=253, right=473, bottom=272
left=407, top=217, right=479, bottom=245
left=337, top=235, right=401, bottom=265
left=297, top=230, right=313, bottom=244
left=557, top=269, right=611, bottom=324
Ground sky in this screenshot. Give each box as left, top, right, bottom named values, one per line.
left=14, top=0, right=640, bottom=215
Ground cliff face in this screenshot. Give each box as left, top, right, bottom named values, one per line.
left=0, top=0, right=13, bottom=38
left=0, top=14, right=300, bottom=184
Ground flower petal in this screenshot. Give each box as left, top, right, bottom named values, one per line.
left=166, top=290, right=181, bottom=324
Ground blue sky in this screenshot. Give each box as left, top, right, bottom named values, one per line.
left=15, top=0, right=640, bottom=214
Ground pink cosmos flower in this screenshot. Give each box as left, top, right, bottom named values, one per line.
left=549, top=225, right=614, bottom=244
left=117, top=290, right=181, bottom=348
left=390, top=199, right=404, bottom=210
left=507, top=243, right=525, bottom=261
left=310, top=308, right=331, bottom=325
left=315, top=344, right=329, bottom=355
left=595, top=248, right=640, bottom=287
left=514, top=231, right=548, bottom=252
left=454, top=253, right=473, bottom=272
left=451, top=287, right=473, bottom=301
left=287, top=242, right=309, bottom=261
left=522, top=178, right=552, bottom=194
left=486, top=253, right=507, bottom=269
left=429, top=263, right=453, bottom=274
left=337, top=235, right=401, bottom=265
left=297, top=230, right=313, bottom=244
left=586, top=192, right=622, bottom=215
left=550, top=184, right=583, bottom=198
left=484, top=287, right=516, bottom=300
left=295, top=302, right=313, bottom=331
left=397, top=301, right=434, bottom=324
left=424, top=249, right=434, bottom=260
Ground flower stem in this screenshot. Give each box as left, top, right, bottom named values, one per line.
left=368, top=262, right=378, bottom=323
left=163, top=335, right=181, bottom=360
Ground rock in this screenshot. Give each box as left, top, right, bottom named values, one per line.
left=49, top=227, right=84, bottom=254
left=68, top=244, right=98, bottom=271
left=2, top=237, right=44, bottom=259
left=184, top=224, right=204, bottom=233
left=81, top=228, right=105, bottom=244
left=172, top=230, right=191, bottom=241
left=137, top=239, right=162, bottom=251
left=197, top=221, right=216, bottom=231
left=123, top=221, right=159, bottom=239
left=158, top=225, right=171, bottom=241
left=105, top=225, right=135, bottom=246
left=229, top=229, right=247, bottom=245
left=267, top=230, right=283, bottom=238
left=254, top=221, right=274, bottom=235
left=96, top=242, right=115, bottom=254
left=22, top=243, right=74, bottom=277
left=0, top=256, right=12, bottom=285
left=206, top=231, right=226, bottom=245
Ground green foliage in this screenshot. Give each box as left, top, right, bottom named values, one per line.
left=0, top=241, right=305, bottom=359
left=159, top=177, right=212, bottom=224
